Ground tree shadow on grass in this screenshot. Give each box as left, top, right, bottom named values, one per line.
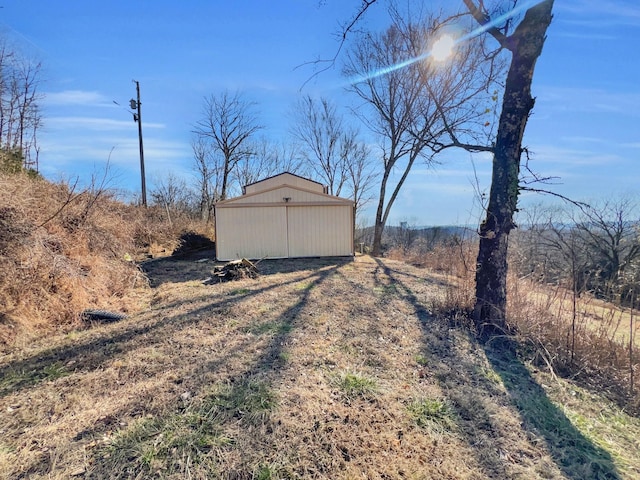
left=0, top=259, right=340, bottom=398
left=372, top=257, right=621, bottom=480
left=83, top=262, right=340, bottom=479
left=6, top=257, right=341, bottom=479
left=142, top=254, right=352, bottom=287
left=485, top=340, right=622, bottom=479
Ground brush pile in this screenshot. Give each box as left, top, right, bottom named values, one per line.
left=205, top=258, right=259, bottom=283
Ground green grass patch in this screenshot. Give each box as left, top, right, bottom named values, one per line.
left=95, top=379, right=277, bottom=478
left=278, top=351, right=291, bottom=363
left=207, top=379, right=278, bottom=425
left=101, top=412, right=232, bottom=478
left=477, top=365, right=504, bottom=388
left=254, top=462, right=295, bottom=480
left=228, top=288, right=250, bottom=296
left=373, top=284, right=398, bottom=297
left=407, top=398, right=456, bottom=432
left=0, top=362, right=69, bottom=395
left=415, top=354, right=429, bottom=366
left=332, top=371, right=379, bottom=401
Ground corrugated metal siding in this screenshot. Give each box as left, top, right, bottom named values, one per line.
left=287, top=206, right=353, bottom=257
left=216, top=176, right=354, bottom=260
left=244, top=173, right=324, bottom=194
left=216, top=206, right=288, bottom=261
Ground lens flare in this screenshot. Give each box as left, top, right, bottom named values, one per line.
left=431, top=34, right=455, bottom=62
left=348, top=0, right=542, bottom=86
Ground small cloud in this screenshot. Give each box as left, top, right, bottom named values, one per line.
left=554, top=32, right=616, bottom=41
left=47, top=116, right=165, bottom=131
left=536, top=86, right=640, bottom=117
left=44, top=90, right=110, bottom=107
left=556, top=0, right=640, bottom=28
left=559, top=136, right=607, bottom=144
left=531, top=144, right=622, bottom=167
left=48, top=116, right=133, bottom=131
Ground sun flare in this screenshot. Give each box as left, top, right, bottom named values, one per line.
left=431, top=34, right=455, bottom=62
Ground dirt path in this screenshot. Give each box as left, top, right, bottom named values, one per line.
left=0, top=255, right=631, bottom=479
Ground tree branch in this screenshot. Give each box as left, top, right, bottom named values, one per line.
left=297, top=0, right=378, bottom=89
left=425, top=81, right=495, bottom=154
left=463, top=0, right=510, bottom=47
left=519, top=186, right=590, bottom=211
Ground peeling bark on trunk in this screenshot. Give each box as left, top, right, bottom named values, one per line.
left=473, top=0, right=554, bottom=335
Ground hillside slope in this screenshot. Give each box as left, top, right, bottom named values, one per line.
left=0, top=173, right=207, bottom=349
left=0, top=255, right=638, bottom=479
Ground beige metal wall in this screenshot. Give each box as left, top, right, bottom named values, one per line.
left=215, top=206, right=288, bottom=261
left=215, top=203, right=354, bottom=261
left=287, top=205, right=353, bottom=257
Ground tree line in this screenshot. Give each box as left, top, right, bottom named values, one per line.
left=0, top=40, right=42, bottom=175
left=514, top=199, right=640, bottom=308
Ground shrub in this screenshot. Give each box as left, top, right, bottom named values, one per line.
left=0, top=173, right=212, bottom=348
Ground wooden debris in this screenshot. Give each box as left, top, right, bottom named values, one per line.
left=204, top=258, right=259, bottom=283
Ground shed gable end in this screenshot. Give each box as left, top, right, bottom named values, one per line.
left=243, top=172, right=325, bottom=195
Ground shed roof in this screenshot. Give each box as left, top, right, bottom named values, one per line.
left=216, top=183, right=353, bottom=207
left=243, top=172, right=326, bottom=195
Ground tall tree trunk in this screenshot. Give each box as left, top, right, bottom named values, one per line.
left=221, top=156, right=231, bottom=201
left=371, top=169, right=389, bottom=256
left=473, top=0, right=554, bottom=334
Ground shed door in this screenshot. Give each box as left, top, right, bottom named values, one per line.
left=216, top=206, right=288, bottom=260
left=287, top=205, right=352, bottom=257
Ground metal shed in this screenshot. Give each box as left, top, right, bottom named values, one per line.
left=214, top=173, right=354, bottom=261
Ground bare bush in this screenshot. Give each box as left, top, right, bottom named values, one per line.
left=0, top=173, right=212, bottom=349
left=405, top=236, right=640, bottom=411
left=507, top=274, right=639, bottom=410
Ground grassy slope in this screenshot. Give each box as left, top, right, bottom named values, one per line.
left=0, top=255, right=638, bottom=479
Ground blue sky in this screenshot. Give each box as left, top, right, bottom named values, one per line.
left=1, top=0, right=638, bottom=226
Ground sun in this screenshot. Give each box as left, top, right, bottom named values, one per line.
left=431, top=34, right=455, bottom=62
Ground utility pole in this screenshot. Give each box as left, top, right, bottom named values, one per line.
left=130, top=80, right=147, bottom=207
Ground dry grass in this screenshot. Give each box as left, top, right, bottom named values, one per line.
left=0, top=173, right=209, bottom=350
left=506, top=274, right=640, bottom=414
left=512, top=279, right=639, bottom=346
left=394, top=239, right=640, bottom=412
left=1, top=254, right=638, bottom=478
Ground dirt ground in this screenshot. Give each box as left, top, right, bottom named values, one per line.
left=0, top=254, right=637, bottom=479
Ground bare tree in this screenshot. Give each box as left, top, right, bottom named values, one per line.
left=0, top=41, right=43, bottom=172
left=393, top=220, right=418, bottom=253
left=573, top=198, right=640, bottom=301
left=291, top=94, right=376, bottom=219
left=463, top=0, right=555, bottom=334
left=269, top=141, right=306, bottom=177
left=530, top=208, right=590, bottom=363
left=191, top=137, right=221, bottom=222
left=150, top=172, right=194, bottom=222
left=193, top=90, right=262, bottom=201
left=291, top=95, right=349, bottom=196
left=342, top=133, right=377, bottom=221
left=344, top=11, right=496, bottom=255
left=233, top=138, right=304, bottom=190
